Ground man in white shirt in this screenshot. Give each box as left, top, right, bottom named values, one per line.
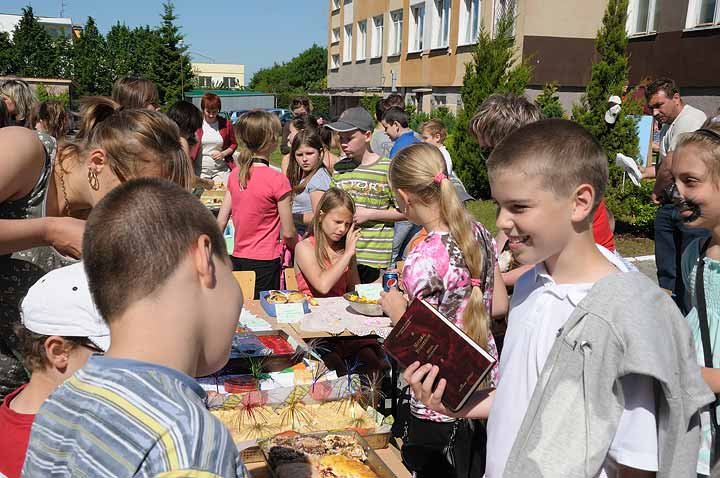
left=641, top=77, right=710, bottom=312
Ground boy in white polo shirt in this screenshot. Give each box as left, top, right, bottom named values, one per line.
left=403, top=119, right=712, bottom=477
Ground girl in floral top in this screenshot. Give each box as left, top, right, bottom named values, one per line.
left=380, top=142, right=507, bottom=478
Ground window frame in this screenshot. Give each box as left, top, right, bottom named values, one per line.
left=627, top=0, right=658, bottom=36
left=431, top=0, right=452, bottom=49
left=409, top=3, right=426, bottom=53
left=357, top=20, right=368, bottom=61
left=389, top=10, right=403, bottom=56
left=685, top=0, right=720, bottom=29
left=331, top=27, right=341, bottom=44
left=371, top=15, right=384, bottom=58
left=330, top=54, right=340, bottom=70
left=459, top=0, right=481, bottom=45
left=343, top=24, right=353, bottom=63
left=331, top=0, right=341, bottom=11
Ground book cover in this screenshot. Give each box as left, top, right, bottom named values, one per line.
left=383, top=298, right=496, bottom=412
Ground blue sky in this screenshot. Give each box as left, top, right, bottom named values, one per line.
left=3, top=0, right=328, bottom=84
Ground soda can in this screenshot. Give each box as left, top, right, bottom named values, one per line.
left=383, top=272, right=399, bottom=292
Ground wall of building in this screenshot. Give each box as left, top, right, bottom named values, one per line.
left=192, top=63, right=244, bottom=89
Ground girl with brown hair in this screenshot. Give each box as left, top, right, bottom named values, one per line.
left=217, top=110, right=296, bottom=297
left=31, top=101, right=72, bottom=140
left=287, top=129, right=332, bottom=235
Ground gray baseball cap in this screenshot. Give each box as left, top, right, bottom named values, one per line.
left=325, top=107, right=374, bottom=132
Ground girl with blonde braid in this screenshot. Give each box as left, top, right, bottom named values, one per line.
left=379, top=142, right=507, bottom=478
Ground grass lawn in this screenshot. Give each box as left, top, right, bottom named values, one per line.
left=466, top=200, right=655, bottom=258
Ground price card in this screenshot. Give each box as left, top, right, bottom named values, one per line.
left=355, top=283, right=384, bottom=301
left=275, top=302, right=306, bottom=323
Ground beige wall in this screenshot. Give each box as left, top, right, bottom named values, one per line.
left=522, top=0, right=605, bottom=39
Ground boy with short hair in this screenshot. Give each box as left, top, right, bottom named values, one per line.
left=420, top=119, right=454, bottom=176
left=405, top=119, right=712, bottom=477
left=383, top=107, right=420, bottom=159
left=23, top=178, right=246, bottom=477
left=0, top=263, right=109, bottom=478
left=326, top=107, right=404, bottom=283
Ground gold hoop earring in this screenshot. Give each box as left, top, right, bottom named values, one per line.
left=88, top=168, right=100, bottom=191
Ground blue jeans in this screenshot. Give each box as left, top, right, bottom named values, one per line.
left=654, top=204, right=710, bottom=314
left=392, top=221, right=422, bottom=267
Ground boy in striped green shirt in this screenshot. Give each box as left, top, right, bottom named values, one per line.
left=326, top=107, right=405, bottom=283
left=23, top=179, right=246, bottom=477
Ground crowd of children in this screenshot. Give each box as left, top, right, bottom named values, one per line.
left=1, top=74, right=719, bottom=478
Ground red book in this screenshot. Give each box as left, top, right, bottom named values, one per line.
left=384, top=298, right=496, bottom=412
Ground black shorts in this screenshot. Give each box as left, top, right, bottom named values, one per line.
left=230, top=256, right=281, bottom=299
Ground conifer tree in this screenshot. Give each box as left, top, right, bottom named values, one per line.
left=12, top=7, right=59, bottom=78
left=73, top=17, right=111, bottom=96
left=153, top=2, right=193, bottom=106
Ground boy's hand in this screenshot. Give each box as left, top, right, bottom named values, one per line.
left=353, top=206, right=374, bottom=225
left=403, top=362, right=450, bottom=416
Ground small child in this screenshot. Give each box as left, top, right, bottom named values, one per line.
left=420, top=119, right=454, bottom=177
left=379, top=142, right=507, bottom=478
left=218, top=110, right=297, bottom=297
left=382, top=106, right=421, bottom=158
left=0, top=263, right=109, bottom=478
left=294, top=188, right=361, bottom=297
left=22, top=178, right=246, bottom=477
left=406, top=119, right=712, bottom=477
left=327, top=107, right=404, bottom=283
left=673, top=121, right=720, bottom=477
left=287, top=129, right=332, bottom=236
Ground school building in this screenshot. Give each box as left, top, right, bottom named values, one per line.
left=192, top=63, right=245, bottom=90
left=326, top=0, right=720, bottom=117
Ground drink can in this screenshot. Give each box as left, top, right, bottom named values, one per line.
left=383, top=272, right=399, bottom=292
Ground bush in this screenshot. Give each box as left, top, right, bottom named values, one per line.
left=359, top=95, right=382, bottom=120
left=535, top=82, right=564, bottom=119
left=309, top=94, right=330, bottom=118
left=35, top=83, right=70, bottom=106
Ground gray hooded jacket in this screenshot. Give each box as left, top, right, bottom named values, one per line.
left=503, top=271, right=714, bottom=478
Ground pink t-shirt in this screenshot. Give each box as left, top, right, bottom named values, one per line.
left=229, top=165, right=291, bottom=260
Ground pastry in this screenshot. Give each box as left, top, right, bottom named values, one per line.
left=318, top=455, right=377, bottom=478
left=267, top=291, right=288, bottom=304
left=287, top=291, right=307, bottom=303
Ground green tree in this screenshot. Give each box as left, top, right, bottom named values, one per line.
left=106, top=23, right=137, bottom=80
left=72, top=17, right=110, bottom=96
left=12, top=6, right=60, bottom=77
left=0, top=32, right=15, bottom=75
left=132, top=26, right=163, bottom=81
left=248, top=45, right=328, bottom=93
left=535, top=82, right=564, bottom=119
left=571, top=0, right=655, bottom=233
left=451, top=11, right=532, bottom=198
left=153, top=2, right=193, bottom=106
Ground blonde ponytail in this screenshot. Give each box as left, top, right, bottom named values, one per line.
left=390, top=143, right=490, bottom=351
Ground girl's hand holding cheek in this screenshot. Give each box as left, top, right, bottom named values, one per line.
left=343, top=225, right=361, bottom=258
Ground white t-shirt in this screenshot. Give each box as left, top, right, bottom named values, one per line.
left=200, top=120, right=227, bottom=180
left=438, top=145, right=454, bottom=177
left=485, top=246, right=658, bottom=478
left=659, top=103, right=707, bottom=162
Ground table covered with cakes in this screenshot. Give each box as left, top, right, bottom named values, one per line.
left=197, top=286, right=410, bottom=477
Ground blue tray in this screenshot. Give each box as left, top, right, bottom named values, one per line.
left=259, top=290, right=310, bottom=317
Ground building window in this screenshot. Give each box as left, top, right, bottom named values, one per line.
left=409, top=4, right=425, bottom=52
left=198, top=76, right=212, bottom=88
left=627, top=0, right=658, bottom=35
left=493, top=0, right=516, bottom=36
left=332, top=27, right=340, bottom=44
left=331, top=0, right=341, bottom=10
left=223, top=77, right=237, bottom=88
left=459, top=0, right=481, bottom=44
left=357, top=20, right=367, bottom=61
left=389, top=10, right=403, bottom=56
left=434, top=95, right=447, bottom=108
left=432, top=0, right=451, bottom=48
left=343, top=24, right=353, bottom=63
left=686, top=0, right=720, bottom=28
left=371, top=15, right=384, bottom=58
left=331, top=54, right=340, bottom=70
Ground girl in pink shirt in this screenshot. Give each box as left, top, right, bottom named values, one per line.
left=217, top=111, right=296, bottom=298
left=294, top=188, right=361, bottom=297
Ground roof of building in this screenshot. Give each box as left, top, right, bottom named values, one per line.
left=184, top=89, right=272, bottom=97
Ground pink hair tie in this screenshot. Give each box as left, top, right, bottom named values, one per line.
left=470, top=278, right=481, bottom=288
left=434, top=172, right=448, bottom=185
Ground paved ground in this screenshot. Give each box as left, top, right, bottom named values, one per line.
left=629, top=257, right=658, bottom=284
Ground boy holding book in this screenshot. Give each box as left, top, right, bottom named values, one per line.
left=405, top=119, right=712, bottom=477
left=23, top=178, right=246, bottom=477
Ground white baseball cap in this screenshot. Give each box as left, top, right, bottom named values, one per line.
left=21, top=262, right=110, bottom=352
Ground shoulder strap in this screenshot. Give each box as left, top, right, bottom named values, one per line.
left=695, top=238, right=720, bottom=431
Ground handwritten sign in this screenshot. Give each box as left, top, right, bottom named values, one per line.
left=275, top=302, right=305, bottom=323
left=355, top=283, right=384, bottom=301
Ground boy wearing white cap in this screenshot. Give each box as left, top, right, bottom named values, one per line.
left=0, top=262, right=108, bottom=478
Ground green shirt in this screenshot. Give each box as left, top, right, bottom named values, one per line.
left=331, top=156, right=396, bottom=269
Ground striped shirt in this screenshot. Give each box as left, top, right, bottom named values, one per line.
left=331, top=156, right=396, bottom=269
left=22, top=356, right=245, bottom=478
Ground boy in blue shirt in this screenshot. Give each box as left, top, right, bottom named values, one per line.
left=383, top=106, right=420, bottom=159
